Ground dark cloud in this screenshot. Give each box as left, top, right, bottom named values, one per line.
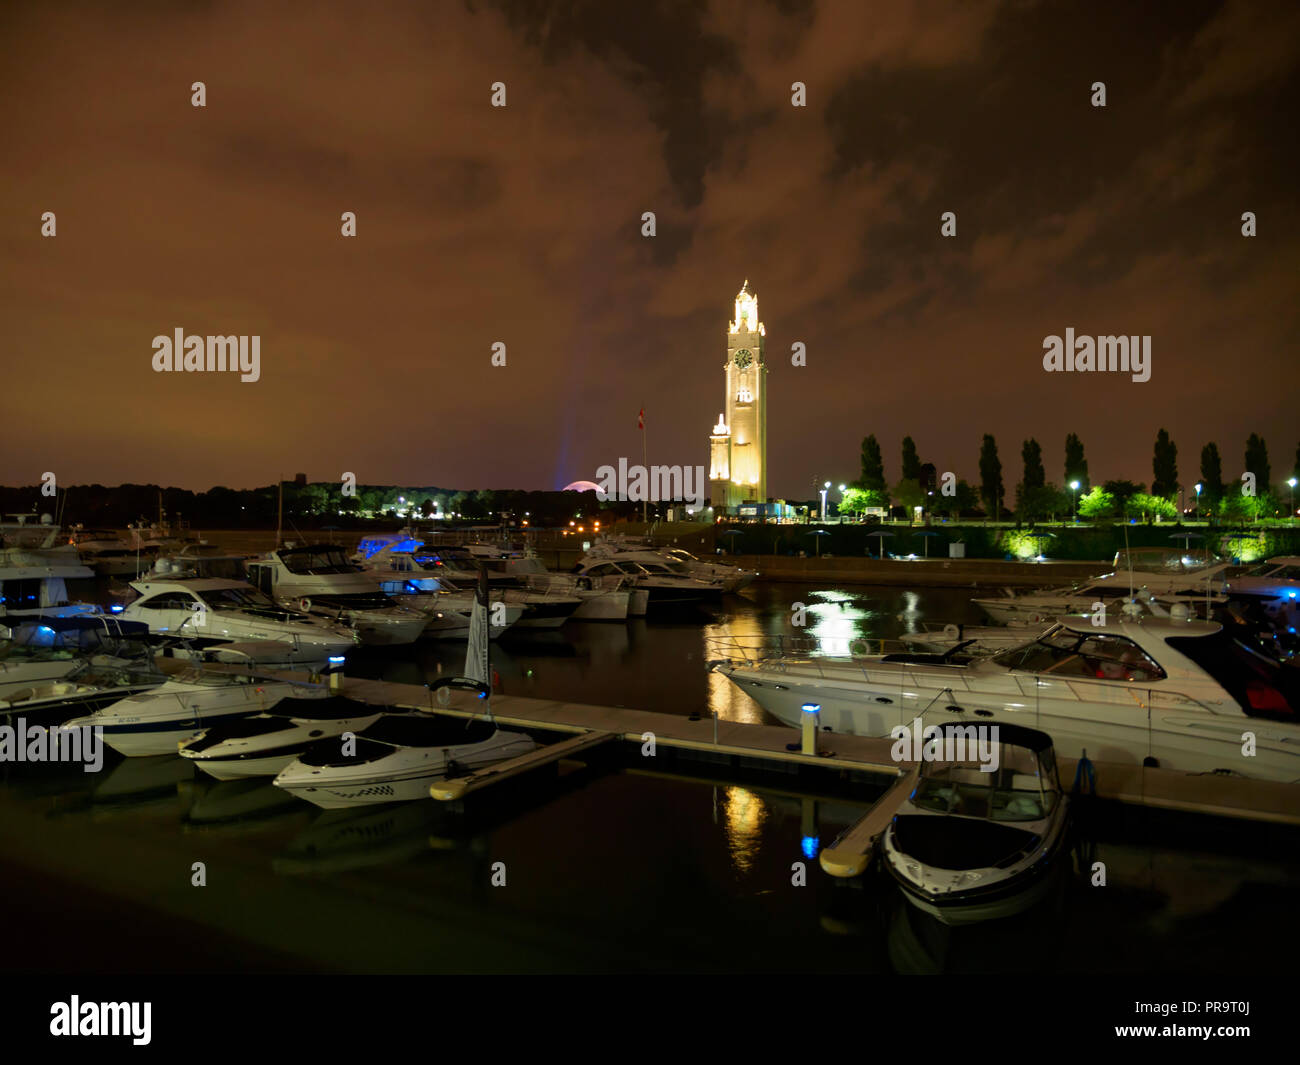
left=1, top=0, right=1296, bottom=497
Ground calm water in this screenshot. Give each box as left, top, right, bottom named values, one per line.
left=4, top=576, right=1297, bottom=974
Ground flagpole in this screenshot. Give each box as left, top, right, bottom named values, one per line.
left=641, top=407, right=648, bottom=525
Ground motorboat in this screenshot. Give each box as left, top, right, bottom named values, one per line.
left=272, top=710, right=538, bottom=808
left=465, top=545, right=632, bottom=621
left=61, top=666, right=324, bottom=757
left=0, top=537, right=97, bottom=620
left=145, top=543, right=249, bottom=582
left=1228, top=556, right=1300, bottom=630
left=0, top=615, right=151, bottom=697
left=353, top=540, right=523, bottom=637
left=660, top=546, right=758, bottom=592
left=710, top=613, right=1300, bottom=781
left=971, top=552, right=1229, bottom=625
left=178, top=695, right=397, bottom=780
left=880, top=722, right=1072, bottom=926
left=120, top=576, right=358, bottom=666
left=274, top=568, right=536, bottom=807
left=66, top=527, right=142, bottom=577
left=583, top=537, right=745, bottom=595
left=247, top=544, right=428, bottom=646
left=573, top=555, right=722, bottom=609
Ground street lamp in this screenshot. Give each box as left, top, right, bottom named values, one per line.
left=1289, top=478, right=1297, bottom=520
left=1070, top=481, right=1080, bottom=521
left=838, top=484, right=847, bottom=523
left=1194, top=482, right=1202, bottom=521
left=820, top=481, right=830, bottom=522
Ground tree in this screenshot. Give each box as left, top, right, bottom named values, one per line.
left=1199, top=442, right=1224, bottom=504
left=1064, top=433, right=1089, bottom=492
left=892, top=478, right=925, bottom=521
left=979, top=435, right=1003, bottom=519
left=1078, top=486, right=1116, bottom=519
left=839, top=486, right=887, bottom=517
left=1127, top=493, right=1178, bottom=523
left=1102, top=480, right=1142, bottom=514
left=856, top=435, right=886, bottom=492
left=1152, top=428, right=1178, bottom=499
left=1021, top=439, right=1045, bottom=490
left=901, top=436, right=921, bottom=482
left=1245, top=434, right=1271, bottom=493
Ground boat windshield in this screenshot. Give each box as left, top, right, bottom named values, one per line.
left=1166, top=630, right=1299, bottom=721
left=281, top=548, right=358, bottom=575
left=912, top=746, right=1056, bottom=821
left=990, top=629, right=1166, bottom=682
left=198, top=586, right=277, bottom=611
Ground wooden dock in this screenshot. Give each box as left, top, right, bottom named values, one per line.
left=326, top=674, right=1300, bottom=828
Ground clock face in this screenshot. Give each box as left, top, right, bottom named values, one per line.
left=733, top=349, right=753, bottom=369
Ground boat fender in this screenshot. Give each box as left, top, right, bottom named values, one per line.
left=298, top=597, right=312, bottom=613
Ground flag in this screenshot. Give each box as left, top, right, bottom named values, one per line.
left=638, top=408, right=645, bottom=430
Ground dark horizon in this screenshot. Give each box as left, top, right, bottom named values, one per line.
left=3, top=0, right=1297, bottom=496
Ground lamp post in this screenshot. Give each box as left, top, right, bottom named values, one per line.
left=1194, top=482, right=1202, bottom=522
left=838, top=484, right=846, bottom=524
left=1070, top=481, right=1080, bottom=522
left=1289, top=478, right=1297, bottom=521
left=820, top=481, right=830, bottom=522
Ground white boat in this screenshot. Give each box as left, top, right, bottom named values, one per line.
left=1228, top=556, right=1300, bottom=630
left=583, top=537, right=742, bottom=596
left=272, top=712, right=537, bottom=808
left=465, top=545, right=631, bottom=621
left=66, top=527, right=142, bottom=577
left=120, top=576, right=358, bottom=666
left=881, top=722, right=1072, bottom=925
left=247, top=544, right=428, bottom=646
left=574, top=554, right=722, bottom=609
left=971, top=550, right=1229, bottom=624
left=710, top=614, right=1300, bottom=781
left=0, top=616, right=164, bottom=717
left=353, top=539, right=522, bottom=637
left=178, top=695, right=392, bottom=780
left=274, top=569, right=536, bottom=807
left=0, top=535, right=97, bottom=620
left=61, top=667, right=322, bottom=756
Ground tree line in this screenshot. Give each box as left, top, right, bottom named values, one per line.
left=842, top=432, right=1299, bottom=523
left=0, top=482, right=629, bottom=530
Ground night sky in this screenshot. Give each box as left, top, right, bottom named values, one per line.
left=3, top=0, right=1297, bottom=497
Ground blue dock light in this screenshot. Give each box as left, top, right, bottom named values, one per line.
left=801, top=835, right=820, bottom=860
left=109, top=604, right=124, bottom=613
left=328, top=656, right=346, bottom=664
left=801, top=703, right=821, bottom=713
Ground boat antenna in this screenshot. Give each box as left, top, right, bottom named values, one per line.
left=276, top=478, right=283, bottom=548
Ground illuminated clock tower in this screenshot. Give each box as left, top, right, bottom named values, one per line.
left=708, top=280, right=767, bottom=509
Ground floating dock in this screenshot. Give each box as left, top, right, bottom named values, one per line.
left=323, top=674, right=1300, bottom=830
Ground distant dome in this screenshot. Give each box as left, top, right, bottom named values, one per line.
left=563, top=480, right=602, bottom=493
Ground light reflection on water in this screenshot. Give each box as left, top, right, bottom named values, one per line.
left=2, top=579, right=1296, bottom=973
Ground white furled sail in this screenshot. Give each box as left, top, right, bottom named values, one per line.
left=464, top=566, right=491, bottom=701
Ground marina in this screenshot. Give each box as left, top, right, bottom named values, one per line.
left=4, top=0, right=1298, bottom=1035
